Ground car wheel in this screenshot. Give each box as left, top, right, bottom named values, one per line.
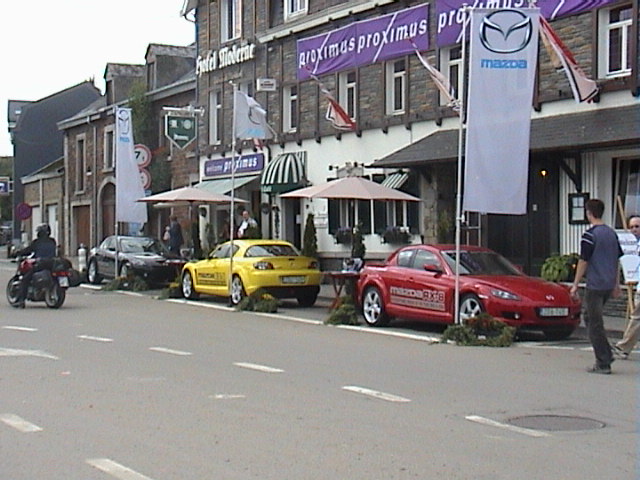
left=230, top=275, right=245, bottom=305
left=542, top=326, right=574, bottom=341
left=459, top=293, right=484, bottom=321
left=362, top=286, right=390, bottom=327
left=181, top=271, right=199, bottom=300
left=296, top=291, right=318, bottom=307
left=87, top=260, right=102, bottom=284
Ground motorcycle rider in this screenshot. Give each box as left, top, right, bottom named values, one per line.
left=15, top=224, right=57, bottom=308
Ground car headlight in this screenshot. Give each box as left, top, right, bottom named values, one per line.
left=491, top=288, right=520, bottom=301
left=130, top=258, right=146, bottom=267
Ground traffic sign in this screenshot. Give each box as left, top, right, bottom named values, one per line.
left=165, top=114, right=197, bottom=149
left=0, top=176, right=9, bottom=195
left=139, top=169, right=152, bottom=190
left=134, top=144, right=152, bottom=168
left=16, top=202, right=32, bottom=221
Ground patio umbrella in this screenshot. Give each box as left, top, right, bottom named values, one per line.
left=279, top=176, right=420, bottom=201
left=137, top=186, right=246, bottom=205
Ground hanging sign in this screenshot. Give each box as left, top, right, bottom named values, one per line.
left=165, top=115, right=197, bottom=149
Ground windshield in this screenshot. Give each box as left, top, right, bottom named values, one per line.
left=442, top=250, right=521, bottom=276
left=245, top=244, right=300, bottom=257
left=120, top=237, right=168, bottom=255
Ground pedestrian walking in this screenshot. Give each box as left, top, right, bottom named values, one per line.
left=612, top=215, right=640, bottom=359
left=570, top=199, right=622, bottom=374
left=168, top=215, right=184, bottom=255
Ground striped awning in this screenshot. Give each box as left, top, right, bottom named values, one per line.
left=261, top=152, right=307, bottom=194
left=381, top=172, right=409, bottom=189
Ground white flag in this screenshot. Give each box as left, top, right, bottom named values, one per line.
left=115, top=107, right=147, bottom=224
left=233, top=91, right=274, bottom=140
left=463, top=8, right=539, bottom=215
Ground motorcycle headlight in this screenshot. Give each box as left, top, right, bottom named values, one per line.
left=491, top=288, right=520, bottom=301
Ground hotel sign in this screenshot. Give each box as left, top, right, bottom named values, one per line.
left=196, top=43, right=256, bottom=76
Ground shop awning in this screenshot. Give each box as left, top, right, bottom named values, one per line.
left=381, top=172, right=409, bottom=189
left=196, top=175, right=259, bottom=195
left=261, top=152, right=307, bottom=194
left=372, top=104, right=640, bottom=168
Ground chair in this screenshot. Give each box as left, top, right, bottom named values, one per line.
left=619, top=254, right=640, bottom=320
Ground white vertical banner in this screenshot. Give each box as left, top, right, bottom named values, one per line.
left=115, top=107, right=147, bottom=224
left=463, top=8, right=539, bottom=215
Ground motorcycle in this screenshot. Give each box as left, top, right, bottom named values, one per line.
left=6, top=256, right=73, bottom=308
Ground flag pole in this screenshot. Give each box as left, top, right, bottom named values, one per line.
left=454, top=6, right=469, bottom=325
left=228, top=82, right=237, bottom=305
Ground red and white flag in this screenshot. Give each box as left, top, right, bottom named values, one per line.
left=539, top=16, right=599, bottom=103
left=410, top=40, right=460, bottom=113
left=304, top=67, right=356, bottom=131
left=324, top=95, right=356, bottom=131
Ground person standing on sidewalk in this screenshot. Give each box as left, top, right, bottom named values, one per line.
left=168, top=215, right=184, bottom=255
left=570, top=199, right=622, bottom=374
left=612, top=215, right=640, bottom=359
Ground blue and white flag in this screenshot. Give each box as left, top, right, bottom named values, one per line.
left=115, top=107, right=147, bottom=224
left=463, top=8, right=539, bottom=215
left=233, top=91, right=274, bottom=140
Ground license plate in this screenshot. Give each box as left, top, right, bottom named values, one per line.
left=57, top=276, right=69, bottom=287
left=539, top=307, right=568, bottom=317
left=281, top=275, right=305, bottom=284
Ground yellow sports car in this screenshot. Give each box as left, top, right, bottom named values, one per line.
left=181, top=239, right=322, bottom=306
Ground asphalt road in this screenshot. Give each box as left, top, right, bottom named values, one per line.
left=0, top=262, right=637, bottom=480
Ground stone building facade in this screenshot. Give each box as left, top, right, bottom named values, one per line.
left=188, top=0, right=639, bottom=273
left=59, top=44, right=197, bottom=257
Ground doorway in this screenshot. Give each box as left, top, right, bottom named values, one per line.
left=487, top=156, right=559, bottom=276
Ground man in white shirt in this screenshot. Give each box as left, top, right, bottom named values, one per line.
left=613, top=215, right=640, bottom=359
left=237, top=210, right=258, bottom=238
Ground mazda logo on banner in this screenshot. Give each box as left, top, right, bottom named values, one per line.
left=479, top=9, right=533, bottom=54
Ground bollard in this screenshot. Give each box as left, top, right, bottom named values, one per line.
left=78, top=243, right=87, bottom=272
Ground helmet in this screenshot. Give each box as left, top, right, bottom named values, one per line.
left=36, top=223, right=51, bottom=238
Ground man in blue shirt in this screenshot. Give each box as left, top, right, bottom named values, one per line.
left=570, top=199, right=622, bottom=374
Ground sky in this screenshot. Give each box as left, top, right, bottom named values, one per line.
left=0, top=1, right=196, bottom=157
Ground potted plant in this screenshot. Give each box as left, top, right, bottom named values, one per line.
left=442, top=313, right=516, bottom=347
left=382, top=225, right=411, bottom=244
left=302, top=213, right=318, bottom=259
left=541, top=253, right=579, bottom=282
left=334, top=226, right=353, bottom=245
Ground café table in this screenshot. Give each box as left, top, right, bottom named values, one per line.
left=324, top=270, right=361, bottom=310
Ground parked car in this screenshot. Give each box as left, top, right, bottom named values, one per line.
left=356, top=244, right=581, bottom=340
left=181, top=239, right=322, bottom=306
left=87, top=236, right=185, bottom=286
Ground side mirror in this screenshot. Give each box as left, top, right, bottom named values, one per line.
left=423, top=264, right=444, bottom=276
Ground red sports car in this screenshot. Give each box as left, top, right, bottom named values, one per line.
left=356, top=244, right=581, bottom=340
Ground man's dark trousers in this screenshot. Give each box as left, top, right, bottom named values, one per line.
left=584, top=288, right=614, bottom=368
